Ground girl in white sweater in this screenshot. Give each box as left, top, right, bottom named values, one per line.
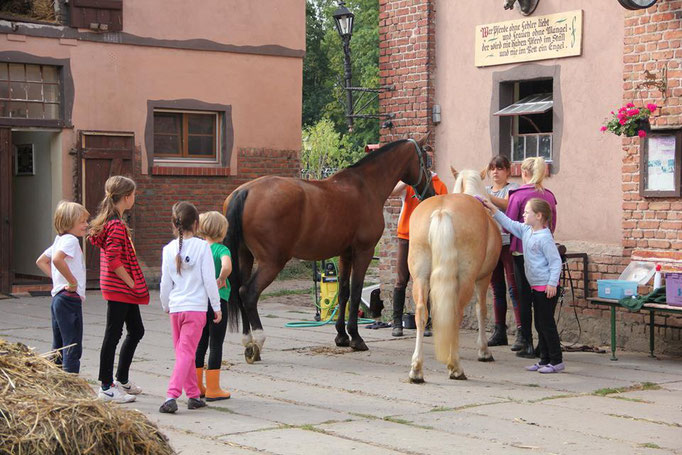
left=159, top=201, right=221, bottom=413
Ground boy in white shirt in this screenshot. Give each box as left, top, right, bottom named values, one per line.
left=36, top=201, right=90, bottom=374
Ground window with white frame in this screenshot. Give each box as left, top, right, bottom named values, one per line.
left=153, top=110, right=220, bottom=162
left=0, top=63, right=61, bottom=120
left=495, top=79, right=553, bottom=162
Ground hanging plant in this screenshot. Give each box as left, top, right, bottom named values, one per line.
left=600, top=103, right=657, bottom=138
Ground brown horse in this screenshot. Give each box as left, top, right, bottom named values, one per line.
left=407, top=169, right=501, bottom=383
left=223, top=135, right=435, bottom=362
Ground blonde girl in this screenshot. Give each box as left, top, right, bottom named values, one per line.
left=90, top=175, right=149, bottom=403
left=504, top=157, right=557, bottom=359
left=195, top=211, right=232, bottom=401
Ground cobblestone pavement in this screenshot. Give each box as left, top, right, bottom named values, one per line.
left=2, top=287, right=681, bottom=454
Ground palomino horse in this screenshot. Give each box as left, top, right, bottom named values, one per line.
left=407, top=169, right=501, bottom=383
left=223, top=135, right=435, bottom=363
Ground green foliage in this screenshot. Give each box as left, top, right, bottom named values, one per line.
left=301, top=118, right=342, bottom=179
left=303, top=0, right=380, bottom=168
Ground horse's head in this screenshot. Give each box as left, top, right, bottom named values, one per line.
left=402, top=133, right=436, bottom=200
left=451, top=167, right=489, bottom=199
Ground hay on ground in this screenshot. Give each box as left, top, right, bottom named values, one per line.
left=0, top=338, right=175, bottom=455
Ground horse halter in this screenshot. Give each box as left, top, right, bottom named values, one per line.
left=407, top=138, right=433, bottom=201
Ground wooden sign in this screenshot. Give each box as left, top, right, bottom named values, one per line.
left=475, top=10, right=583, bottom=67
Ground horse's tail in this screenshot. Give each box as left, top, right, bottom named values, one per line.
left=224, top=188, right=249, bottom=333
left=428, top=208, right=459, bottom=364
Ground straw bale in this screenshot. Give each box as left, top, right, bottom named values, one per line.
left=0, top=339, right=175, bottom=455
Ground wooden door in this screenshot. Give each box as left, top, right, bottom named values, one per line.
left=0, top=128, right=11, bottom=294
left=77, top=132, right=134, bottom=284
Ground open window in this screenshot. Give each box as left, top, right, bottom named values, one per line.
left=495, top=78, right=553, bottom=162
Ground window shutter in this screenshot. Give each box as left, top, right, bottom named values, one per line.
left=70, top=0, right=123, bottom=32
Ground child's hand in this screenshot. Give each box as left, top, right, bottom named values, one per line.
left=546, top=285, right=557, bottom=298
left=217, top=278, right=226, bottom=289
left=479, top=197, right=498, bottom=213
left=213, top=310, right=222, bottom=324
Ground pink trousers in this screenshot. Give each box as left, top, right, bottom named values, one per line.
left=167, top=311, right=206, bottom=399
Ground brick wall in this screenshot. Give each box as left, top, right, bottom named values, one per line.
left=132, top=146, right=300, bottom=283
left=378, top=0, right=436, bottom=299
left=377, top=0, right=682, bottom=355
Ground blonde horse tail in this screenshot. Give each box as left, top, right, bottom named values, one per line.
left=428, top=209, right=459, bottom=364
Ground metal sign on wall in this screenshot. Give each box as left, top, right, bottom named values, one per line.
left=475, top=10, right=583, bottom=67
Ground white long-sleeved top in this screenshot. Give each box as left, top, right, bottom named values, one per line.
left=160, top=237, right=220, bottom=313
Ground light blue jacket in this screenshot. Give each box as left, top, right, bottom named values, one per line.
left=493, top=211, right=562, bottom=287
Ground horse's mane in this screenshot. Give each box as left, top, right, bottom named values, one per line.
left=452, top=170, right=488, bottom=199
left=348, top=140, right=408, bottom=169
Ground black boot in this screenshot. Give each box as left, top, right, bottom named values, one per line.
left=487, top=324, right=508, bottom=346
left=515, top=337, right=535, bottom=358
left=392, top=287, right=405, bottom=337
left=510, top=329, right=524, bottom=351
left=424, top=317, right=432, bottom=337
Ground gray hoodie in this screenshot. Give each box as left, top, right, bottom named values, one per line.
left=493, top=211, right=562, bottom=287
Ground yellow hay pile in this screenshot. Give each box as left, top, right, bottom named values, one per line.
left=0, top=339, right=175, bottom=455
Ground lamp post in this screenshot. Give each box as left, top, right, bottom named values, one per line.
left=333, top=1, right=355, bottom=131
left=333, top=1, right=393, bottom=132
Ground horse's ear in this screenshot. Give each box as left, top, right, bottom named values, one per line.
left=480, top=167, right=488, bottom=180
left=416, top=131, right=432, bottom=147
left=450, top=165, right=459, bottom=179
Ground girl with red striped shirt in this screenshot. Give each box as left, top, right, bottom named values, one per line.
left=89, top=175, right=149, bottom=403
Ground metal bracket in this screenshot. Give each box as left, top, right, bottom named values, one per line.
left=636, top=64, right=668, bottom=100
left=503, top=0, right=540, bottom=16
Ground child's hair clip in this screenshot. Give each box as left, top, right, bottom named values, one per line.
left=185, top=256, right=190, bottom=263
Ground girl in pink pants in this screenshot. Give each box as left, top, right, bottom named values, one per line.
left=159, top=202, right=222, bottom=414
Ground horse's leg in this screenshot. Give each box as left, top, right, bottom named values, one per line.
left=409, top=276, right=429, bottom=383
left=347, top=248, right=375, bottom=351
left=448, top=281, right=475, bottom=380
left=241, top=260, right=285, bottom=362
left=239, top=249, right=255, bottom=346
left=475, top=275, right=494, bottom=362
left=334, top=251, right=352, bottom=347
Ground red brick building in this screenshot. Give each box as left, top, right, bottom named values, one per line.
left=0, top=1, right=305, bottom=293
left=378, top=0, right=682, bottom=353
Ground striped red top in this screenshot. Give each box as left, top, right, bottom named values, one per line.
left=90, top=219, right=149, bottom=305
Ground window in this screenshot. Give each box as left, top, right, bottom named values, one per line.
left=0, top=63, right=61, bottom=120
left=495, top=79, right=553, bottom=162
left=153, top=110, right=219, bottom=161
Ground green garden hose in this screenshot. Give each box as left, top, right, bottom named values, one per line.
left=284, top=284, right=374, bottom=328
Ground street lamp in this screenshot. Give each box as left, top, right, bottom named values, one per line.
left=333, top=1, right=393, bottom=132
left=333, top=1, right=355, bottom=130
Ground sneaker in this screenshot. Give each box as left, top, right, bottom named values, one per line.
left=115, top=380, right=142, bottom=395
left=187, top=397, right=207, bottom=410
left=98, top=384, right=136, bottom=403
left=538, top=363, right=565, bottom=374
left=525, top=363, right=542, bottom=371
left=159, top=398, right=178, bottom=414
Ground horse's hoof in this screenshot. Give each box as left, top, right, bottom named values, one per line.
left=244, top=343, right=260, bottom=364
left=350, top=339, right=369, bottom=351
left=478, top=355, right=494, bottom=362
left=335, top=335, right=350, bottom=347
left=449, top=371, right=467, bottom=380
left=409, top=372, right=424, bottom=384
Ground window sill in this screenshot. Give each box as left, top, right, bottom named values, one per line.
left=151, top=166, right=230, bottom=177
left=510, top=162, right=552, bottom=177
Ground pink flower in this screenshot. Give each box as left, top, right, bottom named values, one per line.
left=646, top=103, right=657, bottom=112
left=619, top=118, right=627, bottom=125
left=626, top=102, right=635, bottom=108
left=600, top=126, right=608, bottom=132
left=611, top=111, right=615, bottom=115
left=627, top=109, right=639, bottom=116
left=638, top=130, right=647, bottom=138
left=618, top=107, right=627, bottom=113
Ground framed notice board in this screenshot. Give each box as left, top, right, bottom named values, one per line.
left=640, top=130, right=682, bottom=197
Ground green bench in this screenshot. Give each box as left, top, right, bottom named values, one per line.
left=587, top=297, right=682, bottom=360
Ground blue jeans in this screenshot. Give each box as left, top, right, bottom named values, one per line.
left=51, top=291, right=83, bottom=373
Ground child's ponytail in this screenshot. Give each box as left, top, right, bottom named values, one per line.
left=521, top=157, right=546, bottom=192
left=171, top=201, right=200, bottom=276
